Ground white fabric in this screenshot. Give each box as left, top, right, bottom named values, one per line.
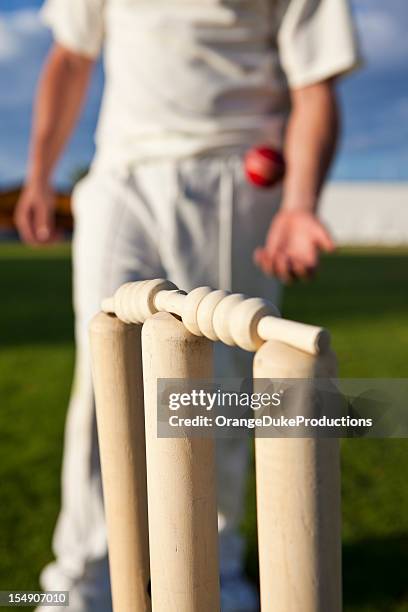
left=41, top=0, right=359, bottom=170
left=278, top=0, right=360, bottom=87
left=40, top=152, right=281, bottom=605
left=41, top=0, right=104, bottom=58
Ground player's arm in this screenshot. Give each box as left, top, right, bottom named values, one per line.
left=15, top=44, right=95, bottom=244
left=282, top=81, right=339, bottom=216
left=255, top=79, right=338, bottom=282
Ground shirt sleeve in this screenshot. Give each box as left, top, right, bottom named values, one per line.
left=278, top=0, right=361, bottom=88
left=40, top=0, right=105, bottom=58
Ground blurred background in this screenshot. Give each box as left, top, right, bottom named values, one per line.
left=0, top=1, right=407, bottom=611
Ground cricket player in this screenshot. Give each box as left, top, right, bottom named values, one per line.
left=15, top=0, right=359, bottom=610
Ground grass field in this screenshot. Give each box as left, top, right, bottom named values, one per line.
left=0, top=243, right=407, bottom=611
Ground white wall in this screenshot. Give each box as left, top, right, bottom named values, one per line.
left=320, top=183, right=408, bottom=245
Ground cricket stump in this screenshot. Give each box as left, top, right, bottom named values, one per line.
left=89, top=313, right=151, bottom=612
left=254, top=340, right=341, bottom=612
left=142, top=312, right=220, bottom=612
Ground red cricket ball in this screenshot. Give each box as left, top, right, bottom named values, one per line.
left=244, top=145, right=285, bottom=188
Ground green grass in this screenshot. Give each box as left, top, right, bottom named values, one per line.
left=0, top=243, right=407, bottom=611
left=0, top=245, right=74, bottom=596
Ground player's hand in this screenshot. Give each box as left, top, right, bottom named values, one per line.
left=254, top=210, right=335, bottom=283
left=14, top=181, right=60, bottom=245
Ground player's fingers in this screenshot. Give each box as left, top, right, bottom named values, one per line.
left=265, top=235, right=280, bottom=260
left=258, top=228, right=285, bottom=273
left=34, top=203, right=54, bottom=243
left=314, top=223, right=336, bottom=252
left=292, top=255, right=318, bottom=280
left=275, top=250, right=292, bottom=284
left=263, top=254, right=279, bottom=278
left=15, top=204, right=37, bottom=244
left=264, top=218, right=285, bottom=259
left=255, top=247, right=275, bottom=276
left=287, top=240, right=317, bottom=275
left=290, top=257, right=308, bottom=279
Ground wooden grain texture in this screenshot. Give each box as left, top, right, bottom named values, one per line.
left=142, top=312, right=220, bottom=612
left=89, top=312, right=151, bottom=612
left=102, top=280, right=328, bottom=356
left=254, top=340, right=341, bottom=612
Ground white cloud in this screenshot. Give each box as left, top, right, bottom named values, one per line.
left=0, top=9, right=50, bottom=107
left=0, top=9, right=45, bottom=62
left=0, top=19, right=19, bottom=60
left=12, top=8, right=44, bottom=34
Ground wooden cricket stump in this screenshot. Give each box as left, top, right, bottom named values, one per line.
left=142, top=312, right=220, bottom=611
left=89, top=279, right=341, bottom=612
left=89, top=314, right=151, bottom=612
left=254, top=342, right=341, bottom=612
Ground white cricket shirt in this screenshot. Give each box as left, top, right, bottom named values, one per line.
left=42, top=0, right=360, bottom=171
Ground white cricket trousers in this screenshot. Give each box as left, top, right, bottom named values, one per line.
left=40, top=153, right=281, bottom=609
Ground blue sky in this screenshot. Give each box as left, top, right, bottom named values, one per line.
left=0, top=0, right=407, bottom=186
